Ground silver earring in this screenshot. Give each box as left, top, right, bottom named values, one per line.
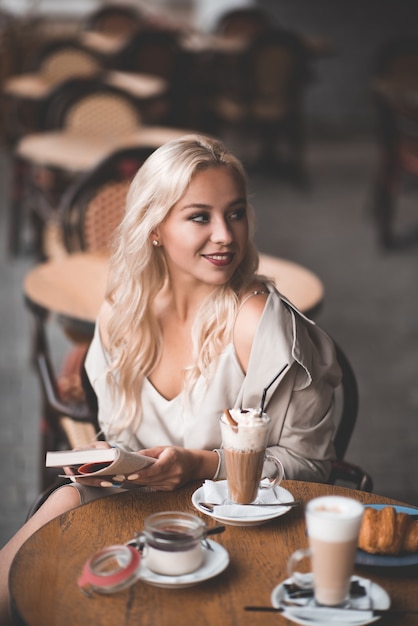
left=152, top=240, right=159, bottom=247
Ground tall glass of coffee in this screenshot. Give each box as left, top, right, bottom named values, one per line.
left=220, top=408, right=284, bottom=505
left=287, top=496, right=364, bottom=606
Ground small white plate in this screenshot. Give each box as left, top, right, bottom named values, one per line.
left=191, top=481, right=295, bottom=526
left=271, top=576, right=391, bottom=626
left=137, top=540, right=229, bottom=588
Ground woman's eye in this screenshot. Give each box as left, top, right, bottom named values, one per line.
left=189, top=213, right=209, bottom=223
left=229, top=208, right=246, bottom=220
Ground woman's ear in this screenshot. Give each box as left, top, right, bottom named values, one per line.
left=150, top=229, right=161, bottom=247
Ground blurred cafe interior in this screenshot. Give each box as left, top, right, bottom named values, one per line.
left=1, top=0, right=418, bottom=558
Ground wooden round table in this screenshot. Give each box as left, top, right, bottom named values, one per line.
left=23, top=252, right=324, bottom=336
left=16, top=126, right=191, bottom=173
left=9, top=481, right=418, bottom=626
left=4, top=66, right=168, bottom=105
left=258, top=253, right=324, bottom=318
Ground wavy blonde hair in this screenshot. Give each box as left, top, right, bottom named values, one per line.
left=105, top=135, right=259, bottom=436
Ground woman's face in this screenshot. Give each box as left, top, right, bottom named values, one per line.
left=155, top=166, right=249, bottom=288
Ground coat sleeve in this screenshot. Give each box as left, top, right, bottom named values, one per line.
left=219, top=287, right=342, bottom=483
left=267, top=309, right=342, bottom=482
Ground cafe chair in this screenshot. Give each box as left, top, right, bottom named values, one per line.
left=3, top=38, right=103, bottom=140
left=78, top=4, right=148, bottom=71
left=5, top=42, right=103, bottom=256
left=24, top=295, right=100, bottom=492
left=329, top=342, right=373, bottom=492
left=370, top=36, right=418, bottom=249
left=114, top=28, right=182, bottom=81
left=53, top=145, right=155, bottom=256
left=14, top=77, right=144, bottom=258
left=37, top=76, right=143, bottom=139
left=207, top=27, right=312, bottom=185
left=113, top=29, right=185, bottom=125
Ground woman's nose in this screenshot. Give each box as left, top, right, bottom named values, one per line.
left=210, top=218, right=232, bottom=244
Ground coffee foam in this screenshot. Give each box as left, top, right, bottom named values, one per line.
left=306, top=496, right=364, bottom=542
left=221, top=409, right=269, bottom=451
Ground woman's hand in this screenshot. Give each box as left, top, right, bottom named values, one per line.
left=124, top=446, right=219, bottom=491
left=62, top=445, right=218, bottom=490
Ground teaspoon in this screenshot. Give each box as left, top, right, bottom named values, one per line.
left=199, top=499, right=302, bottom=513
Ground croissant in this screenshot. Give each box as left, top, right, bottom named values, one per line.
left=358, top=506, right=418, bottom=555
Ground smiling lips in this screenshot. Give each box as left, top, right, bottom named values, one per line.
left=202, top=252, right=235, bottom=267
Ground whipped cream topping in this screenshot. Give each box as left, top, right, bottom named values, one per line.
left=221, top=409, right=270, bottom=451
left=229, top=408, right=269, bottom=427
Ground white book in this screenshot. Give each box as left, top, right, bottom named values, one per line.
left=46, top=447, right=155, bottom=485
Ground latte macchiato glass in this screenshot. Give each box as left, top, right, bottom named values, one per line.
left=287, top=496, right=364, bottom=607
left=220, top=409, right=284, bottom=505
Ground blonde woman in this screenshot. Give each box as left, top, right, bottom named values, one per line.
left=0, top=135, right=340, bottom=623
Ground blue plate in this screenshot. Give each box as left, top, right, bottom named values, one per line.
left=356, top=504, right=418, bottom=567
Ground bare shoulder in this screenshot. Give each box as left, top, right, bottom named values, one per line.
left=97, top=300, right=112, bottom=350
left=233, top=282, right=269, bottom=372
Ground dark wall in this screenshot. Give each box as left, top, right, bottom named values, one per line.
left=259, top=0, right=418, bottom=136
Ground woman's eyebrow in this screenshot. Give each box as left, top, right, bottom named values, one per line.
left=181, top=198, right=246, bottom=211
left=181, top=202, right=211, bottom=211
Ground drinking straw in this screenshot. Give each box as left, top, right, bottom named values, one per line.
left=258, top=363, right=289, bottom=415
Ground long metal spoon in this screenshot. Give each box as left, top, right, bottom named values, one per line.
left=199, top=499, right=302, bottom=513
left=244, top=606, right=418, bottom=617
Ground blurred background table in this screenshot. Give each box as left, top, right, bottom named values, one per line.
left=9, top=480, right=418, bottom=626
left=23, top=253, right=107, bottom=336
left=23, top=252, right=325, bottom=337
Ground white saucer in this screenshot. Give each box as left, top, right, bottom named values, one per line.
left=191, top=482, right=295, bottom=526
left=137, top=540, right=229, bottom=588
left=271, top=576, right=391, bottom=626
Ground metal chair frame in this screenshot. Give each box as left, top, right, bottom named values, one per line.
left=25, top=296, right=99, bottom=492
left=329, top=341, right=373, bottom=492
